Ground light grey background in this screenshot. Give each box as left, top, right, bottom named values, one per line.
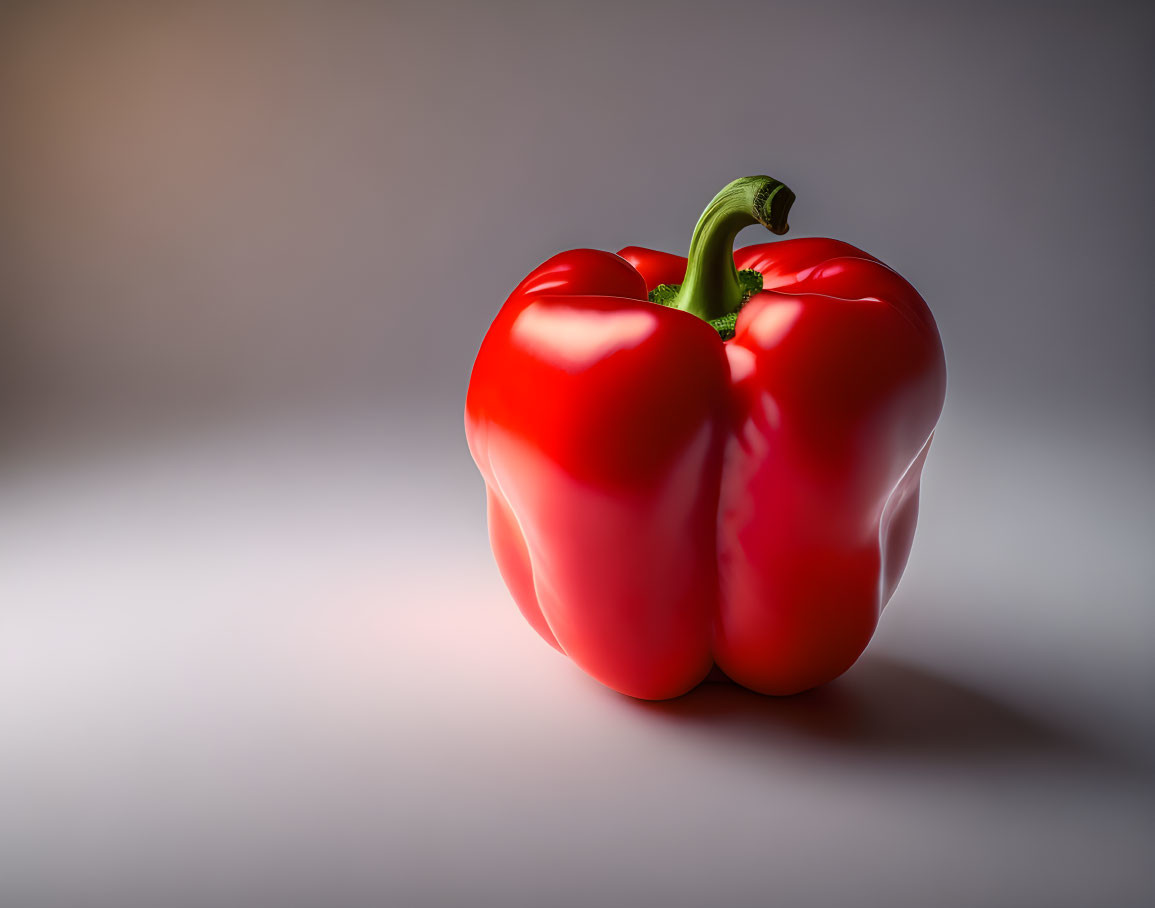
left=1, top=2, right=1152, bottom=907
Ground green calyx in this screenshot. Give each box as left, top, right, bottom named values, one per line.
left=659, top=175, right=794, bottom=339
left=650, top=269, right=764, bottom=340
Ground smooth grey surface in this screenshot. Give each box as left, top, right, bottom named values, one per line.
left=0, top=407, right=1152, bottom=908
left=1, top=2, right=1153, bottom=906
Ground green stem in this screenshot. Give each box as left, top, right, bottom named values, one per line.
left=671, top=176, right=795, bottom=323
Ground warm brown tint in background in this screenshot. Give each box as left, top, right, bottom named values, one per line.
left=1, top=3, right=1153, bottom=907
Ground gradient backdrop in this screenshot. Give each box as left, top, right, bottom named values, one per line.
left=2, top=2, right=1153, bottom=906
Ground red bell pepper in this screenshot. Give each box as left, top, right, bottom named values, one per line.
left=465, top=176, right=946, bottom=699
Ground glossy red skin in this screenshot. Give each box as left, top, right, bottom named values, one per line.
left=466, top=239, right=946, bottom=699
